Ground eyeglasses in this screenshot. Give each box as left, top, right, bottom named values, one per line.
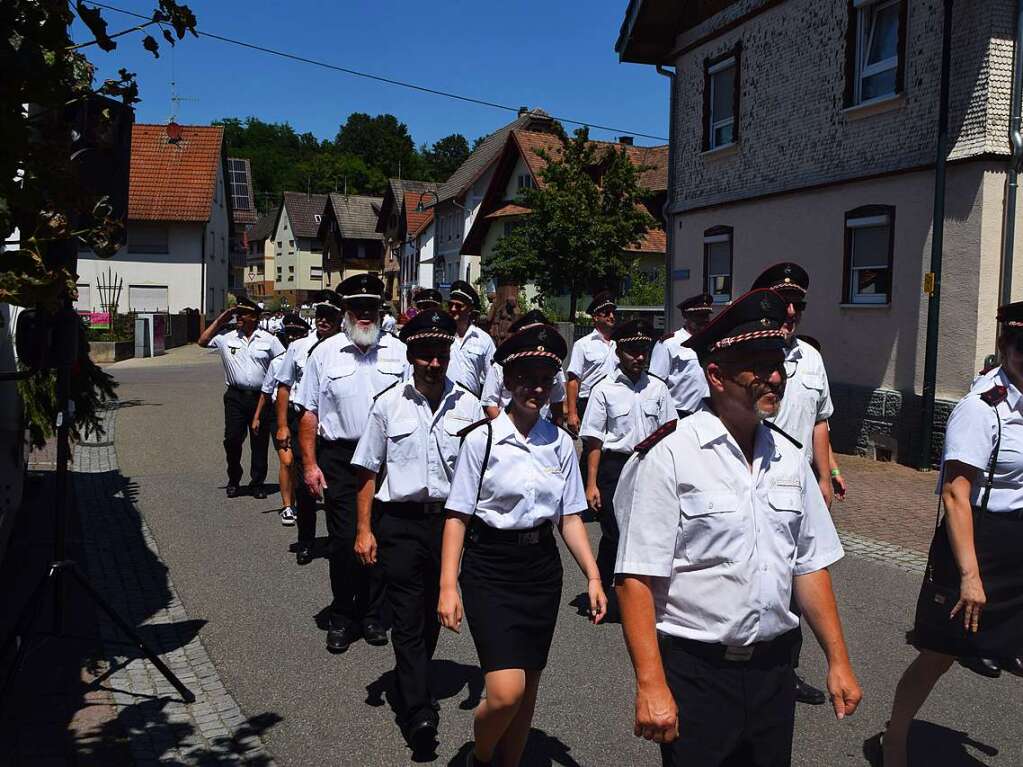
left=447, top=300, right=468, bottom=311
left=508, top=374, right=555, bottom=390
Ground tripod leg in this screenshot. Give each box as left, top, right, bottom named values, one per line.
left=0, top=568, right=53, bottom=705
left=67, top=565, right=196, bottom=704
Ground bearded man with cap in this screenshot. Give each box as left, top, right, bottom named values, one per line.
left=414, top=288, right=443, bottom=311
left=294, top=274, right=411, bottom=653
left=580, top=319, right=674, bottom=616
left=274, top=290, right=344, bottom=565
left=199, top=297, right=286, bottom=499
left=480, top=309, right=567, bottom=424
left=650, top=293, right=714, bottom=419
left=614, top=289, right=861, bottom=767
left=752, top=261, right=837, bottom=706
left=565, top=291, right=618, bottom=434
left=444, top=280, right=496, bottom=397
left=350, top=309, right=483, bottom=753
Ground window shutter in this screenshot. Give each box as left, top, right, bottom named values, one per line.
left=895, top=0, right=908, bottom=94
left=731, top=43, right=742, bottom=144
left=843, top=0, right=858, bottom=107
left=702, top=58, right=712, bottom=152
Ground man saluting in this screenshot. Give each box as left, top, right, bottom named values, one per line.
left=614, top=289, right=861, bottom=766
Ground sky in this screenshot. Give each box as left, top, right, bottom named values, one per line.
left=73, top=0, right=669, bottom=149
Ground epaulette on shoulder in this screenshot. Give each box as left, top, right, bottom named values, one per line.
left=980, top=384, right=1008, bottom=407
left=764, top=420, right=803, bottom=451
left=457, top=417, right=491, bottom=439
left=634, top=420, right=678, bottom=455
left=372, top=379, right=400, bottom=402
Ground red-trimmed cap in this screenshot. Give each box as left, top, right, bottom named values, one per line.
left=683, top=289, right=788, bottom=360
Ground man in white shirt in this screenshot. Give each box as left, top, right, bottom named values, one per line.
left=614, top=288, right=861, bottom=766
left=351, top=309, right=483, bottom=752
left=566, top=291, right=617, bottom=434
left=443, top=280, right=495, bottom=397
left=294, top=274, right=410, bottom=654
left=198, top=297, right=285, bottom=498
left=650, top=293, right=714, bottom=418
left=380, top=304, right=398, bottom=334
left=580, top=319, right=674, bottom=613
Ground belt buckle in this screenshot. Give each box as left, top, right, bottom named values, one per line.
left=518, top=530, right=540, bottom=545
left=723, top=645, right=755, bottom=662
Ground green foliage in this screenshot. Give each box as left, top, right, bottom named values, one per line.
left=2, top=0, right=195, bottom=443
left=423, top=134, right=470, bottom=180
left=483, top=127, right=655, bottom=319
left=623, top=266, right=666, bottom=307
left=262, top=295, right=283, bottom=312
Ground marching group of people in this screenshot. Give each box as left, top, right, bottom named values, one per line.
left=196, top=260, right=1022, bottom=766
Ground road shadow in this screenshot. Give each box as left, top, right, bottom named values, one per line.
left=448, top=728, right=584, bottom=767
left=365, top=659, right=484, bottom=717
left=863, top=722, right=999, bottom=766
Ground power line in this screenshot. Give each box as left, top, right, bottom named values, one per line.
left=88, top=1, right=668, bottom=142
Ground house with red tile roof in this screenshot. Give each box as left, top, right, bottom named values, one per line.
left=268, top=192, right=329, bottom=307
left=461, top=129, right=668, bottom=320
left=376, top=179, right=438, bottom=311
left=75, top=122, right=232, bottom=316
left=317, top=193, right=385, bottom=290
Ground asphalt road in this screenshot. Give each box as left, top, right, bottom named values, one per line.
left=109, top=345, right=1022, bottom=766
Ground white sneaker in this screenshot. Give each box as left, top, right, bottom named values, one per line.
left=280, top=507, right=297, bottom=526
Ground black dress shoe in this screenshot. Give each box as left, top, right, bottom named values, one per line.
left=405, top=717, right=438, bottom=751
left=794, top=674, right=826, bottom=705
left=1001, top=655, right=1023, bottom=677
left=430, top=695, right=440, bottom=712
left=363, top=622, right=388, bottom=646
left=250, top=483, right=267, bottom=499
left=226, top=484, right=239, bottom=498
left=295, top=542, right=315, bottom=566
left=326, top=624, right=361, bottom=653
left=958, top=656, right=1002, bottom=678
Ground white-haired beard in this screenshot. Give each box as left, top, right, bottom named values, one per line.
left=343, top=313, right=381, bottom=348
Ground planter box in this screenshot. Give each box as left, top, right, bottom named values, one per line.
left=89, top=340, right=134, bottom=363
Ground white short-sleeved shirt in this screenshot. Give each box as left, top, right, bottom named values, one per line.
left=275, top=332, right=340, bottom=390
left=445, top=325, right=496, bottom=396
left=260, top=354, right=288, bottom=402
left=579, top=367, right=674, bottom=454
left=769, top=339, right=834, bottom=462
left=613, top=410, right=844, bottom=645
left=940, top=368, right=1023, bottom=513
left=567, top=329, right=616, bottom=400
left=381, top=314, right=397, bottom=333
left=446, top=411, right=587, bottom=530
left=352, top=380, right=484, bottom=503
left=292, top=332, right=410, bottom=442
left=480, top=362, right=566, bottom=419
left=208, top=328, right=285, bottom=390
left=649, top=328, right=709, bottom=415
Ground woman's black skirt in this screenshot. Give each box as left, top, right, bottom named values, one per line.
left=460, top=521, right=563, bottom=673
left=911, top=510, right=1023, bottom=659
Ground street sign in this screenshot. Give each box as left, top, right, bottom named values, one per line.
left=671, top=269, right=691, bottom=281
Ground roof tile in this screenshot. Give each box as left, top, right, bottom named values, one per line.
left=128, top=123, right=224, bottom=222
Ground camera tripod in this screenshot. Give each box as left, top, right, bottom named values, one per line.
left=0, top=308, right=194, bottom=711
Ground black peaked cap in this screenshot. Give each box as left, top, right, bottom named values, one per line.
left=587, top=291, right=617, bottom=316
left=683, top=289, right=788, bottom=361
left=509, top=309, right=551, bottom=333
left=678, top=292, right=715, bottom=314
left=339, top=273, right=384, bottom=301
left=235, top=297, right=259, bottom=313
left=751, top=262, right=809, bottom=296
left=494, top=324, right=567, bottom=367
left=414, top=288, right=443, bottom=308
left=612, top=319, right=656, bottom=345
left=283, top=313, right=310, bottom=331
left=449, top=280, right=480, bottom=308
left=997, top=301, right=1023, bottom=327
left=399, top=309, right=456, bottom=345
left=313, top=289, right=344, bottom=312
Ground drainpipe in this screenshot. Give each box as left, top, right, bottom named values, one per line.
left=1000, top=0, right=1023, bottom=307
left=918, top=0, right=954, bottom=469
left=657, top=64, right=677, bottom=328
left=200, top=222, right=207, bottom=323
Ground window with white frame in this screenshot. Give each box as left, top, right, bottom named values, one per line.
left=844, top=206, right=893, bottom=304
left=310, top=265, right=322, bottom=280
left=703, top=226, right=733, bottom=304
left=517, top=174, right=534, bottom=191
left=703, top=44, right=741, bottom=151
left=850, top=0, right=903, bottom=105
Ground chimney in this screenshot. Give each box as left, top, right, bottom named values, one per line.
left=618, top=136, right=634, bottom=146
left=166, top=121, right=183, bottom=144
left=518, top=106, right=529, bottom=116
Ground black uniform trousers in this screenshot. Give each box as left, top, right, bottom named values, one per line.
left=378, top=503, right=444, bottom=725
left=286, top=409, right=318, bottom=543
left=318, top=438, right=385, bottom=629
left=659, top=630, right=798, bottom=767
left=223, top=386, right=271, bottom=487
left=595, top=450, right=629, bottom=590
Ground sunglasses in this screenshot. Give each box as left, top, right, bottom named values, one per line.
left=347, top=299, right=379, bottom=314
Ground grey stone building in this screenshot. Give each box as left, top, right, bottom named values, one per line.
left=616, top=0, right=1022, bottom=464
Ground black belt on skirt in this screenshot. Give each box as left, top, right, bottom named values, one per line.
left=382, top=500, right=445, bottom=517
left=658, top=628, right=799, bottom=666
left=468, top=519, right=554, bottom=546
left=317, top=437, right=359, bottom=451
left=227, top=385, right=260, bottom=394
left=973, top=505, right=1023, bottom=521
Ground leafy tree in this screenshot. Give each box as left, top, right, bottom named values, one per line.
left=2, top=0, right=198, bottom=445
left=483, top=127, right=655, bottom=319
left=622, top=266, right=665, bottom=306
left=335, top=112, right=416, bottom=181
left=424, top=134, right=470, bottom=180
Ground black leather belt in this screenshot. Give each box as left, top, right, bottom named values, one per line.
left=468, top=519, right=554, bottom=546
left=973, top=505, right=1023, bottom=521
left=658, top=628, right=799, bottom=664
left=227, top=385, right=260, bottom=393
left=384, top=500, right=445, bottom=517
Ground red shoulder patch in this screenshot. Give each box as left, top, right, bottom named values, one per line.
left=634, top=419, right=678, bottom=454
left=980, top=385, right=1008, bottom=407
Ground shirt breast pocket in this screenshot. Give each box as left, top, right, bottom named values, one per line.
left=800, top=373, right=824, bottom=399
left=679, top=491, right=745, bottom=566
left=607, top=399, right=632, bottom=424
left=377, top=358, right=405, bottom=378
left=535, top=463, right=568, bottom=513
left=326, top=364, right=357, bottom=400
left=251, top=342, right=272, bottom=361
left=641, top=399, right=662, bottom=427
left=386, top=419, right=419, bottom=462
left=767, top=486, right=804, bottom=547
